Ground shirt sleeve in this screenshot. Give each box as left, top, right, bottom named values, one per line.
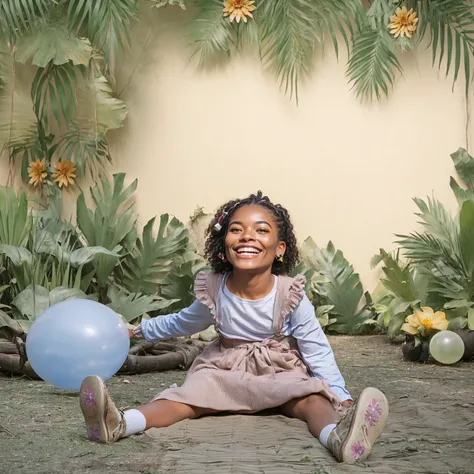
left=289, top=295, right=352, bottom=401
left=138, top=300, right=214, bottom=341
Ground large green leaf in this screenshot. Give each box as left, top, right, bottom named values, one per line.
left=15, top=22, right=92, bottom=67
left=77, top=173, right=137, bottom=288
left=158, top=256, right=206, bottom=314
left=121, top=215, right=190, bottom=294
left=107, top=286, right=173, bottom=324
left=298, top=238, right=374, bottom=333
left=0, top=244, right=33, bottom=267
left=0, top=309, right=31, bottom=337
left=0, top=187, right=32, bottom=246
left=12, top=284, right=88, bottom=320
left=70, top=246, right=120, bottom=268
left=450, top=147, right=474, bottom=203
left=459, top=199, right=474, bottom=275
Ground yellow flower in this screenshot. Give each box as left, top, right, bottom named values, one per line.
left=28, top=159, right=48, bottom=187
left=388, top=6, right=418, bottom=38
left=401, top=306, right=448, bottom=335
left=53, top=160, right=76, bottom=188
left=223, top=0, right=256, bottom=23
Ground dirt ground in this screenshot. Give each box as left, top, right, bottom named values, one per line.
left=0, top=335, right=473, bottom=474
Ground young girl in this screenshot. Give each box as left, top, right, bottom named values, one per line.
left=79, top=191, right=389, bottom=464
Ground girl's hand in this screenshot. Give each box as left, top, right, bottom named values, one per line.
left=128, top=328, right=135, bottom=339
left=341, top=400, right=353, bottom=408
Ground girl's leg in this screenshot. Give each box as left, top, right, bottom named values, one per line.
left=138, top=399, right=218, bottom=429
left=80, top=376, right=218, bottom=443
left=280, top=388, right=389, bottom=465
left=280, top=394, right=341, bottom=438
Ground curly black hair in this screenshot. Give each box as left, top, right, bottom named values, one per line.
left=204, top=191, right=299, bottom=275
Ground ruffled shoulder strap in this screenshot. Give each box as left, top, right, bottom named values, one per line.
left=194, top=271, right=225, bottom=322
left=272, top=274, right=306, bottom=336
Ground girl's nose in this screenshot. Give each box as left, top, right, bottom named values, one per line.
left=240, top=228, right=256, bottom=241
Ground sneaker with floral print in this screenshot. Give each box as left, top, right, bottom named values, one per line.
left=327, top=387, right=389, bottom=464
left=79, top=376, right=126, bottom=443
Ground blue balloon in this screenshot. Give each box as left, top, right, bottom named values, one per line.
left=26, top=299, right=130, bottom=391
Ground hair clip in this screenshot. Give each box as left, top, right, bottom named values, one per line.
left=214, top=222, right=222, bottom=232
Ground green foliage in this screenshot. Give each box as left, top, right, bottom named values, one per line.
left=0, top=1, right=131, bottom=186
left=294, top=237, right=375, bottom=334
left=120, top=215, right=190, bottom=294
left=186, top=0, right=474, bottom=100
left=77, top=173, right=137, bottom=290
left=450, top=147, right=474, bottom=204
left=0, top=175, right=202, bottom=334
left=347, top=25, right=401, bottom=101
left=377, top=147, right=474, bottom=337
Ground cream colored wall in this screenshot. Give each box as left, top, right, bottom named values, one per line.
left=1, top=9, right=469, bottom=290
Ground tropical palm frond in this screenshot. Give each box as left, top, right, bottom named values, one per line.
left=188, top=0, right=235, bottom=66
left=418, top=0, right=474, bottom=95
left=0, top=0, right=52, bottom=41
left=396, top=231, right=466, bottom=274
left=55, top=127, right=111, bottom=179
left=259, top=0, right=318, bottom=101
left=347, top=25, right=402, bottom=100
left=0, top=51, right=38, bottom=165
left=67, top=0, right=139, bottom=63
left=411, top=197, right=460, bottom=249
left=313, top=0, right=364, bottom=57
left=54, top=64, right=127, bottom=176
left=31, top=61, right=78, bottom=132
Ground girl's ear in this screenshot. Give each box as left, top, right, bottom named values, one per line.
left=277, top=241, right=286, bottom=256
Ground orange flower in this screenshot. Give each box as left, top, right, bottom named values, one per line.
left=401, top=307, right=448, bottom=336
left=53, top=160, right=76, bottom=188
left=388, top=6, right=418, bottom=38
left=28, top=159, right=47, bottom=187
left=223, top=0, right=256, bottom=23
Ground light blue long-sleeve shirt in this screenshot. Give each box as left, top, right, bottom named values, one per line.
left=140, top=276, right=351, bottom=401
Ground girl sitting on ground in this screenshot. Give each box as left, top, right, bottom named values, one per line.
left=79, top=191, right=389, bottom=464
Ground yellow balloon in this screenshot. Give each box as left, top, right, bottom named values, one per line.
left=429, top=330, right=465, bottom=365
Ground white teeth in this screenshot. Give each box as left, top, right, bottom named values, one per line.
left=236, top=247, right=260, bottom=254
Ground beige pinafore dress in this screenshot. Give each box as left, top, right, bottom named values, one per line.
left=154, top=272, right=344, bottom=415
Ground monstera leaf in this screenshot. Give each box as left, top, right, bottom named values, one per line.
left=120, top=214, right=190, bottom=295
left=298, top=238, right=375, bottom=334
left=107, top=286, right=175, bottom=324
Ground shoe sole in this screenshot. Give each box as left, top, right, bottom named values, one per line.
left=339, top=387, right=389, bottom=464
left=79, top=375, right=109, bottom=443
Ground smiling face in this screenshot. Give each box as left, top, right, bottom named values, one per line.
left=224, top=204, right=286, bottom=274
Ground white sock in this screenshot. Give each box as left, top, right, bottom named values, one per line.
left=319, top=423, right=337, bottom=448
left=123, top=409, right=147, bottom=437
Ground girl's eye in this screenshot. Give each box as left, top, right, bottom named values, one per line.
left=257, top=228, right=269, bottom=233
left=229, top=227, right=241, bottom=233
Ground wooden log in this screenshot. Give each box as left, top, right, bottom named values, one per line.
left=0, top=341, right=18, bottom=354
left=120, top=340, right=206, bottom=374
left=119, top=352, right=186, bottom=374
left=0, top=354, right=39, bottom=378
